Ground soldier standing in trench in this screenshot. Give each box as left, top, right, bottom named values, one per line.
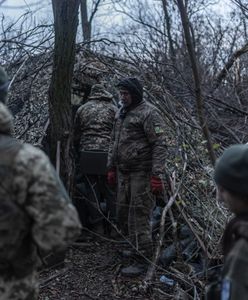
left=107, top=77, right=168, bottom=276
left=74, top=84, right=117, bottom=232
left=0, top=66, right=82, bottom=300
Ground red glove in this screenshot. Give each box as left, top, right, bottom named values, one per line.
left=107, top=169, right=116, bottom=186
left=150, top=176, right=164, bottom=194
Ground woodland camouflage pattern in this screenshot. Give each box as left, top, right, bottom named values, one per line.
left=206, top=217, right=248, bottom=300
left=108, top=101, right=167, bottom=177
left=74, top=84, right=117, bottom=152
left=219, top=216, right=248, bottom=300
left=117, top=170, right=155, bottom=255
left=221, top=238, right=248, bottom=299
left=0, top=102, right=81, bottom=300
left=108, top=98, right=167, bottom=257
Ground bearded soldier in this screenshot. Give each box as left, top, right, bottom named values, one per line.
left=107, top=77, right=168, bottom=276
left=0, top=66, right=81, bottom=300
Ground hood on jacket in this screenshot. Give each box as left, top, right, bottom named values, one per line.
left=116, top=77, right=143, bottom=105
left=0, top=103, right=14, bottom=135
left=88, top=84, right=113, bottom=101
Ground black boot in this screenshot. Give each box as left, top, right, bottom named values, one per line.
left=121, top=262, right=147, bottom=277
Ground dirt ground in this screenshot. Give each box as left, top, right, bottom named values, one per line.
left=38, top=230, right=178, bottom=300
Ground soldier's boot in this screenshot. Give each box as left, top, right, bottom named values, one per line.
left=120, top=262, right=147, bottom=277
left=120, top=247, right=152, bottom=277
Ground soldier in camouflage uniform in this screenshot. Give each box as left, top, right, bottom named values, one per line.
left=0, top=66, right=82, bottom=300
left=205, top=144, right=248, bottom=300
left=107, top=77, right=168, bottom=276
left=74, top=84, right=117, bottom=230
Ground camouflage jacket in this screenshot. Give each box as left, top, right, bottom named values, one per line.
left=221, top=216, right=248, bottom=300
left=74, top=98, right=117, bottom=152
left=0, top=103, right=81, bottom=281
left=206, top=216, right=248, bottom=300
left=220, top=238, right=248, bottom=300
left=107, top=101, right=167, bottom=176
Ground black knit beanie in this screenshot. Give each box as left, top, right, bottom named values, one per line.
left=116, top=77, right=143, bottom=104
left=214, top=144, right=248, bottom=195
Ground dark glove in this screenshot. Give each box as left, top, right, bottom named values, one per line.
left=107, top=169, right=117, bottom=186
left=150, top=176, right=164, bottom=194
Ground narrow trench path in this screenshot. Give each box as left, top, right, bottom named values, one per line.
left=38, top=231, right=172, bottom=300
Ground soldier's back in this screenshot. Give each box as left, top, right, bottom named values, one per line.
left=0, top=103, right=81, bottom=300
left=76, top=99, right=117, bottom=152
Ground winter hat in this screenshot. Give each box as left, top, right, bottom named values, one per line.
left=214, top=144, right=248, bottom=195
left=116, top=77, right=143, bottom=103
left=89, top=84, right=113, bottom=100
left=0, top=66, right=9, bottom=104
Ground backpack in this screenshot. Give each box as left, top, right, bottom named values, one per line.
left=0, top=135, right=29, bottom=261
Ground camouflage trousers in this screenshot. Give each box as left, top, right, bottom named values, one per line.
left=0, top=271, right=38, bottom=300
left=117, top=170, right=155, bottom=258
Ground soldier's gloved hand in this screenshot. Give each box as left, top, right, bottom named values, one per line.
left=107, top=169, right=117, bottom=186
left=150, top=176, right=164, bottom=194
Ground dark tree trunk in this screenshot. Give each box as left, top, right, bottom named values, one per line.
left=177, top=0, right=216, bottom=166
left=80, top=0, right=91, bottom=48
left=161, top=0, right=176, bottom=64
left=49, top=0, right=80, bottom=192
left=80, top=0, right=101, bottom=49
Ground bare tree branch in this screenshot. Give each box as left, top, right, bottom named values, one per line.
left=177, top=0, right=216, bottom=165
left=214, top=42, right=248, bottom=90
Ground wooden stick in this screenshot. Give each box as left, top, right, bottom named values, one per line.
left=176, top=202, right=212, bottom=259
left=56, top=140, right=61, bottom=175
left=144, top=155, right=188, bottom=285
left=144, top=190, right=177, bottom=282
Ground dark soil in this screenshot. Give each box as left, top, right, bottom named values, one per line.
left=38, top=231, right=176, bottom=300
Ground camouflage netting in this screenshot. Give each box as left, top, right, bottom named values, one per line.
left=6, top=48, right=232, bottom=262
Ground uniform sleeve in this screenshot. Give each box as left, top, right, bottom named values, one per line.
left=143, top=109, right=167, bottom=177
left=107, top=106, right=119, bottom=170
left=24, top=148, right=82, bottom=252
left=107, top=121, right=117, bottom=170
left=73, top=107, right=83, bottom=154
left=221, top=239, right=248, bottom=300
